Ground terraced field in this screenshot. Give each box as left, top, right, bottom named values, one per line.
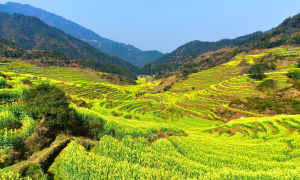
left=0, top=47, right=299, bottom=179
left=0, top=47, right=298, bottom=122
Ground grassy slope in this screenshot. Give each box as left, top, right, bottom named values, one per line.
left=0, top=46, right=299, bottom=179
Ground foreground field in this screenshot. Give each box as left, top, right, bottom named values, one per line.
left=0, top=47, right=299, bottom=179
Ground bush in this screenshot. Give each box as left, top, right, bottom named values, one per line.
left=23, top=83, right=83, bottom=134
left=181, top=68, right=198, bottom=77
left=163, top=85, right=172, bottom=92
left=230, top=97, right=300, bottom=114
left=256, top=79, right=277, bottom=92
left=287, top=70, right=300, bottom=80
left=293, top=81, right=300, bottom=91
left=23, top=163, right=47, bottom=179
left=88, top=120, right=104, bottom=139
left=249, top=63, right=270, bottom=73
left=249, top=73, right=266, bottom=80
left=0, top=78, right=6, bottom=89
left=22, top=79, right=33, bottom=86
left=290, top=35, right=300, bottom=45
left=0, top=88, right=23, bottom=101
left=287, top=70, right=300, bottom=90
left=248, top=63, right=270, bottom=80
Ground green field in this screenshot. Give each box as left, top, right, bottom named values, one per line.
left=0, top=47, right=299, bottom=179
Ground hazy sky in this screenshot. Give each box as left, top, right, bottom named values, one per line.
left=0, top=0, right=299, bottom=53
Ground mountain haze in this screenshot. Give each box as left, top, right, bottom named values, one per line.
left=0, top=2, right=164, bottom=67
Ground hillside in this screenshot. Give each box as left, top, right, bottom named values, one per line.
left=142, top=32, right=263, bottom=76
left=0, top=45, right=299, bottom=179
left=0, top=5, right=299, bottom=180
left=0, top=38, right=137, bottom=84
left=0, top=2, right=164, bottom=66
left=0, top=11, right=139, bottom=73
left=152, top=31, right=263, bottom=65
left=143, top=13, right=300, bottom=77
left=253, top=13, right=300, bottom=49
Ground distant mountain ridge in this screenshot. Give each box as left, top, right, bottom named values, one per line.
left=142, top=12, right=300, bottom=77
left=0, top=2, right=164, bottom=67
left=152, top=31, right=264, bottom=65
left=152, top=12, right=300, bottom=66
left=0, top=11, right=138, bottom=75
left=252, top=13, right=300, bottom=49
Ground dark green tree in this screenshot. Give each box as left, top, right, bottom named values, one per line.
left=248, top=63, right=270, bottom=80
left=287, top=71, right=300, bottom=80
left=23, top=83, right=83, bottom=133
left=256, top=79, right=277, bottom=92
left=287, top=70, right=300, bottom=90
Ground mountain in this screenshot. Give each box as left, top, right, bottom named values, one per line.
left=142, top=32, right=264, bottom=75
left=0, top=11, right=139, bottom=74
left=86, top=39, right=164, bottom=67
left=253, top=13, right=300, bottom=49
left=0, top=2, right=164, bottom=67
left=143, top=13, right=300, bottom=77
left=0, top=38, right=137, bottom=84
left=152, top=32, right=264, bottom=65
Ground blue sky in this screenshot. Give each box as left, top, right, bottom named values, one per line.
left=0, top=0, right=299, bottom=53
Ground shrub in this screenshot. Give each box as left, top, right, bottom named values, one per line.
left=0, top=78, right=6, bottom=89
left=256, top=79, right=277, bottom=92
left=21, top=79, right=33, bottom=86
left=293, top=81, right=300, bottom=91
left=249, top=63, right=270, bottom=74
left=111, top=111, right=120, bottom=117
left=124, top=114, right=132, bottom=119
left=88, top=120, right=104, bottom=139
left=249, top=73, right=266, bottom=80
left=248, top=63, right=270, bottom=80
left=0, top=111, right=21, bottom=129
left=290, top=35, right=300, bottom=45
left=230, top=97, right=300, bottom=114
left=23, top=163, right=47, bottom=179
left=163, top=85, right=172, bottom=92
left=287, top=70, right=300, bottom=90
left=0, top=89, right=23, bottom=101
left=23, top=83, right=83, bottom=134
left=287, top=70, right=300, bottom=80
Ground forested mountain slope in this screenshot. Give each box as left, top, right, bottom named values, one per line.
left=143, top=13, right=300, bottom=78
left=0, top=11, right=139, bottom=73
left=253, top=12, right=300, bottom=49
left=0, top=2, right=164, bottom=66
left=153, top=32, right=263, bottom=65
left=0, top=6, right=299, bottom=180
left=0, top=37, right=137, bottom=84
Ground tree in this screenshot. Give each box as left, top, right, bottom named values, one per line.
left=256, top=79, right=277, bottom=92
left=249, top=73, right=266, bottom=80
left=23, top=83, right=83, bottom=133
left=287, top=71, right=300, bottom=81
left=248, top=63, right=269, bottom=80
left=287, top=70, right=300, bottom=90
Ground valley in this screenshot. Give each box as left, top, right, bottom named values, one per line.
left=0, top=1, right=299, bottom=179
left=0, top=45, right=299, bottom=179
